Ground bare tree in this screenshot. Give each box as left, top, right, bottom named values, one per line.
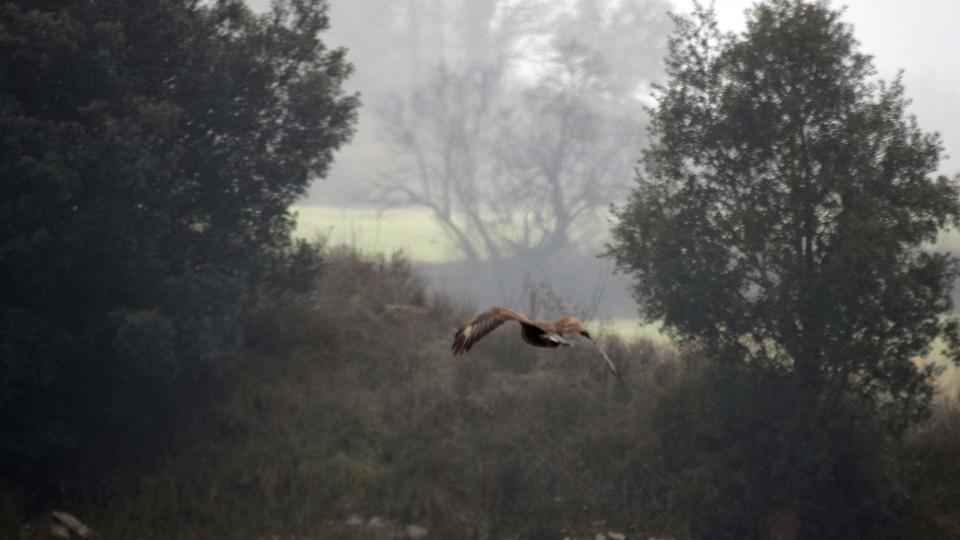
left=372, top=0, right=670, bottom=265
left=496, top=38, right=647, bottom=259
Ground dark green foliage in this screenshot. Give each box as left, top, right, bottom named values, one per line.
left=10, top=247, right=949, bottom=539
left=650, top=365, right=914, bottom=538
left=904, top=401, right=960, bottom=537
left=80, top=248, right=684, bottom=539
left=606, top=0, right=960, bottom=535
left=608, top=0, right=960, bottom=409
left=0, top=0, right=356, bottom=493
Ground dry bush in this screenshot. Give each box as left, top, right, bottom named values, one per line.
left=89, top=246, right=944, bottom=539
left=88, top=246, right=697, bottom=539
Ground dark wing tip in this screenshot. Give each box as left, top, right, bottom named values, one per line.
left=452, top=325, right=469, bottom=356
left=451, top=308, right=516, bottom=356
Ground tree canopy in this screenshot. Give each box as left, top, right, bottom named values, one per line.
left=0, top=0, right=356, bottom=481
left=607, top=1, right=960, bottom=533
left=608, top=0, right=960, bottom=422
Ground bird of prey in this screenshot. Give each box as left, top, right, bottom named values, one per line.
left=451, top=306, right=622, bottom=378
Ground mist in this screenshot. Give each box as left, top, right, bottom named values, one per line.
left=287, top=0, right=960, bottom=197
left=4, top=1, right=960, bottom=538
left=248, top=0, right=960, bottom=323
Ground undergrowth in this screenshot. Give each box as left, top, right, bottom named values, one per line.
left=23, top=246, right=959, bottom=539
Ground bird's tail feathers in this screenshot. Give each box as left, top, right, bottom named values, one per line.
left=592, top=341, right=623, bottom=380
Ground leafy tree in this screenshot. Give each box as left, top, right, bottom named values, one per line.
left=609, top=0, right=959, bottom=425
left=0, top=0, right=356, bottom=489
left=607, top=0, right=960, bottom=534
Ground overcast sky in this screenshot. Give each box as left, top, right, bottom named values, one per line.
left=693, top=0, right=960, bottom=173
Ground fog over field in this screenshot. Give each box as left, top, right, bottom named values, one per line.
left=6, top=1, right=960, bottom=538
left=256, top=0, right=960, bottom=395
left=250, top=0, right=960, bottom=224
left=247, top=0, right=960, bottom=326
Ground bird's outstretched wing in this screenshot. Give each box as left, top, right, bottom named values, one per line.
left=452, top=306, right=531, bottom=355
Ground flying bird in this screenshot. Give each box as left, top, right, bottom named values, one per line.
left=452, top=306, right=622, bottom=378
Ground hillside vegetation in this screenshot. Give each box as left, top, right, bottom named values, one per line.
left=83, top=247, right=673, bottom=538
left=48, top=247, right=955, bottom=539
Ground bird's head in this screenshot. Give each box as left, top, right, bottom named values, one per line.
left=557, top=316, right=591, bottom=339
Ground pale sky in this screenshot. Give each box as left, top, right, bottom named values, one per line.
left=675, top=0, right=960, bottom=172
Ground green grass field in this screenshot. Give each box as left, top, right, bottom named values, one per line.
left=293, top=205, right=458, bottom=263
left=293, top=205, right=960, bottom=264
left=587, top=317, right=669, bottom=342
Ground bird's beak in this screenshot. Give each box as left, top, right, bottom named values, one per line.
left=580, top=331, right=591, bottom=340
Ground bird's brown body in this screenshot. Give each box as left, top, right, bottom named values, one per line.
left=452, top=306, right=622, bottom=378
left=518, top=318, right=569, bottom=348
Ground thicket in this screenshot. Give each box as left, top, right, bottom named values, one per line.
left=26, top=247, right=951, bottom=540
